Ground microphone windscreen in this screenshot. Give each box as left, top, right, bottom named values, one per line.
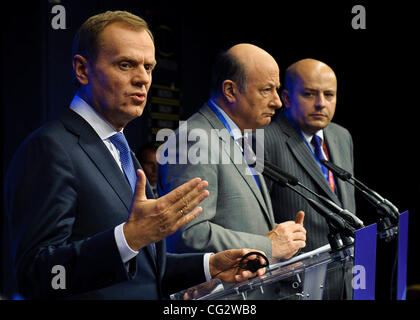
left=320, top=160, right=352, bottom=180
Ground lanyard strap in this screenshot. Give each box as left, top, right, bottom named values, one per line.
left=208, top=100, right=261, bottom=189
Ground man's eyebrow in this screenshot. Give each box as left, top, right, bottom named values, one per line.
left=116, top=56, right=157, bottom=64
left=303, top=87, right=336, bottom=92
left=116, top=56, right=138, bottom=63
left=265, top=82, right=281, bottom=89
left=114, top=57, right=157, bottom=71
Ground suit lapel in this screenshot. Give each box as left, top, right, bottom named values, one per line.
left=60, top=109, right=133, bottom=211
left=61, top=109, right=159, bottom=270
left=200, top=104, right=275, bottom=228
left=258, top=172, right=274, bottom=225
left=323, top=127, right=347, bottom=205
left=278, top=113, right=341, bottom=205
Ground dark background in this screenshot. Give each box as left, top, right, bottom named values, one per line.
left=1, top=0, right=418, bottom=298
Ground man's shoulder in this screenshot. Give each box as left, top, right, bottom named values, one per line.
left=183, top=104, right=214, bottom=129
left=21, top=118, right=66, bottom=145
left=168, top=105, right=215, bottom=138
left=263, top=112, right=290, bottom=141
left=327, top=121, right=352, bottom=138
left=13, top=110, right=81, bottom=158
left=5, top=118, right=72, bottom=178
left=265, top=111, right=288, bottom=129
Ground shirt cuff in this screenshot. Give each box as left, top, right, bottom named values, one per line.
left=203, top=252, right=214, bottom=281
left=114, top=223, right=138, bottom=264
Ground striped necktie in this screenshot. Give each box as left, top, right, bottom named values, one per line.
left=311, top=135, right=335, bottom=192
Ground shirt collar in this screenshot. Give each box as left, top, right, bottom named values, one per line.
left=69, top=94, right=122, bottom=140
left=208, top=98, right=243, bottom=141
left=302, top=129, right=324, bottom=145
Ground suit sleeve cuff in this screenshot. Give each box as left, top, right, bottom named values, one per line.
left=114, top=223, right=138, bottom=264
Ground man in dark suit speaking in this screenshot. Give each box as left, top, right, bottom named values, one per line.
left=264, top=58, right=356, bottom=299
left=3, top=11, right=266, bottom=300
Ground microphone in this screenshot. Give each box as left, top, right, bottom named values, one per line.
left=320, top=159, right=399, bottom=223
left=261, top=164, right=356, bottom=250
left=264, top=160, right=364, bottom=229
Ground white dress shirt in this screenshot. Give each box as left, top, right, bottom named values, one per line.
left=69, top=95, right=212, bottom=281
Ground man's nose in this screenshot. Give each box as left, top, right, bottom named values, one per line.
left=271, top=90, right=282, bottom=109
left=315, top=93, right=327, bottom=109
left=132, top=66, right=151, bottom=87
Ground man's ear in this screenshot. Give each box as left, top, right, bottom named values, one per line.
left=221, top=80, right=237, bottom=103
left=73, top=54, right=90, bottom=86
left=281, top=89, right=291, bottom=108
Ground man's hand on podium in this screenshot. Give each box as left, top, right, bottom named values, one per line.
left=209, top=249, right=267, bottom=283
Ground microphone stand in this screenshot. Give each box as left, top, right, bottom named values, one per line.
left=319, top=160, right=401, bottom=299
left=262, top=165, right=355, bottom=252
left=264, top=160, right=365, bottom=230
left=320, top=160, right=399, bottom=240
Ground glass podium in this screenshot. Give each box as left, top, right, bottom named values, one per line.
left=170, top=221, right=388, bottom=300
left=171, top=244, right=355, bottom=300
left=171, top=211, right=408, bottom=301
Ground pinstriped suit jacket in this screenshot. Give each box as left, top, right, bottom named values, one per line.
left=264, top=110, right=356, bottom=252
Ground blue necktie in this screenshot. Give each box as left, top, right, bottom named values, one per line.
left=109, top=132, right=157, bottom=262
left=311, top=135, right=331, bottom=186
left=109, top=132, right=137, bottom=193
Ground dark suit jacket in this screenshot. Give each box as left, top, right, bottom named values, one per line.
left=264, top=110, right=356, bottom=299
left=264, top=110, right=356, bottom=252
left=3, top=108, right=205, bottom=299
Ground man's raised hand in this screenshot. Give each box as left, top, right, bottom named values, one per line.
left=124, top=169, right=209, bottom=251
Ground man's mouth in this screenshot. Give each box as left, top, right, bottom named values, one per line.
left=310, top=113, right=327, bottom=119
left=130, top=93, right=147, bottom=104
left=263, top=112, right=275, bottom=117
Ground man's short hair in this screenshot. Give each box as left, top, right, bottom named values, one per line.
left=210, top=51, right=247, bottom=97
left=283, top=65, right=300, bottom=93
left=72, top=10, right=153, bottom=87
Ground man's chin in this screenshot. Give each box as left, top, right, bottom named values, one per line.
left=260, top=117, right=272, bottom=128
left=311, top=120, right=330, bottom=130
left=131, top=104, right=146, bottom=117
